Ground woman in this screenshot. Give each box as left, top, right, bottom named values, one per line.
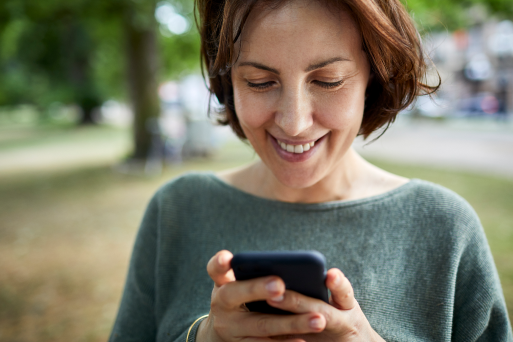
left=109, top=0, right=512, bottom=341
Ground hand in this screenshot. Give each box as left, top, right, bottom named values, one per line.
left=196, top=250, right=384, bottom=342
left=196, top=250, right=323, bottom=342
left=266, top=268, right=385, bottom=342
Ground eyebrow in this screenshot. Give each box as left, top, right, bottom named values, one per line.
left=305, top=57, right=351, bottom=72
left=238, top=62, right=279, bottom=74
left=237, top=57, right=351, bottom=74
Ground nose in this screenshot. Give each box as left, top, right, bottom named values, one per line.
left=274, top=86, right=313, bottom=137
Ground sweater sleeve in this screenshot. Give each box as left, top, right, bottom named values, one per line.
left=109, top=193, right=160, bottom=342
left=451, top=213, right=513, bottom=341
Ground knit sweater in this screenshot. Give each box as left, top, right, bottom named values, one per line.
left=109, top=173, right=512, bottom=342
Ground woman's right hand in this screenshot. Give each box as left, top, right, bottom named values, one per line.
left=196, top=250, right=326, bottom=342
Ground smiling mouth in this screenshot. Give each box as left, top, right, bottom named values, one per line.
left=276, top=139, right=316, bottom=154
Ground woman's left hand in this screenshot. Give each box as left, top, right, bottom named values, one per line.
left=268, top=268, right=384, bottom=342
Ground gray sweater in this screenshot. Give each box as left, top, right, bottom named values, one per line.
left=109, top=173, right=512, bottom=342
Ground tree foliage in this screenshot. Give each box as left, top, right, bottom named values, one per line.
left=1, top=0, right=104, bottom=117
left=403, top=0, right=513, bottom=31
left=0, top=0, right=200, bottom=118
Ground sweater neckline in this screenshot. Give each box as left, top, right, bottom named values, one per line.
left=206, top=173, right=419, bottom=211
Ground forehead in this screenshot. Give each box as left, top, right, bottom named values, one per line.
left=237, top=0, right=362, bottom=67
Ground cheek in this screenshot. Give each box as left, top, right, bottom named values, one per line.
left=233, top=86, right=274, bottom=131
left=315, top=89, right=365, bottom=132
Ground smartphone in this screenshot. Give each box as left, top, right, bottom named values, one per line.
left=231, top=251, right=329, bottom=315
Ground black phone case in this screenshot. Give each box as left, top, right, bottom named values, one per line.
left=231, top=251, right=329, bottom=315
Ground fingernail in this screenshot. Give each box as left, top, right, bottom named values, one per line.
left=270, top=295, right=284, bottom=302
left=218, top=254, right=228, bottom=265
left=310, top=317, right=323, bottom=330
left=333, top=274, right=340, bottom=285
left=266, top=280, right=280, bottom=293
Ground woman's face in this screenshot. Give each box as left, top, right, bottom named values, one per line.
left=231, top=0, right=371, bottom=189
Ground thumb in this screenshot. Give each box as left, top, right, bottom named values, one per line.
left=326, top=268, right=356, bottom=310
left=207, top=250, right=235, bottom=287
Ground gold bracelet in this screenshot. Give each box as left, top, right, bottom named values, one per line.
left=186, top=314, right=209, bottom=342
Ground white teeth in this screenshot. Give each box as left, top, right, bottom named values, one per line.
left=277, top=139, right=316, bottom=154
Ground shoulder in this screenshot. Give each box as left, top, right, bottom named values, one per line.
left=141, top=172, right=220, bottom=214
left=403, top=179, right=479, bottom=221
left=155, top=172, right=219, bottom=200
left=395, top=179, right=483, bottom=244
left=151, top=172, right=240, bottom=213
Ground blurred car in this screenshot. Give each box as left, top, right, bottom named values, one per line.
left=455, top=93, right=502, bottom=117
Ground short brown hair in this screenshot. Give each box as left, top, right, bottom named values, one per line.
left=195, top=0, right=439, bottom=140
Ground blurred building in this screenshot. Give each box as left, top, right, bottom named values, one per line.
left=417, top=19, right=513, bottom=118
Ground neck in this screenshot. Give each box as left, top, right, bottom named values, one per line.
left=249, top=148, right=370, bottom=203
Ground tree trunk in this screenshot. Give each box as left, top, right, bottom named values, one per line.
left=63, top=22, right=101, bottom=126
left=124, top=4, right=160, bottom=160
left=78, top=85, right=101, bottom=125
left=80, top=108, right=95, bottom=124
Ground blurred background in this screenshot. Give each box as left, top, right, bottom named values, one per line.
left=0, top=0, right=512, bottom=340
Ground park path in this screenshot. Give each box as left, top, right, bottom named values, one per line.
left=353, top=118, right=513, bottom=179
left=0, top=128, right=131, bottom=178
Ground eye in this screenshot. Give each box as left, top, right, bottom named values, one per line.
left=313, top=80, right=344, bottom=89
left=247, top=81, right=274, bottom=90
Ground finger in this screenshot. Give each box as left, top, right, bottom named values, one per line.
left=266, top=288, right=326, bottom=315
left=326, top=268, right=356, bottom=310
left=269, top=337, right=306, bottom=342
left=266, top=290, right=346, bottom=333
left=234, top=312, right=325, bottom=337
left=246, top=337, right=305, bottom=342
left=207, top=250, right=235, bottom=287
left=216, top=276, right=285, bottom=309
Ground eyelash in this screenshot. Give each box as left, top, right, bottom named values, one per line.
left=313, top=80, right=344, bottom=89
left=247, top=80, right=344, bottom=90
left=247, top=81, right=274, bottom=90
